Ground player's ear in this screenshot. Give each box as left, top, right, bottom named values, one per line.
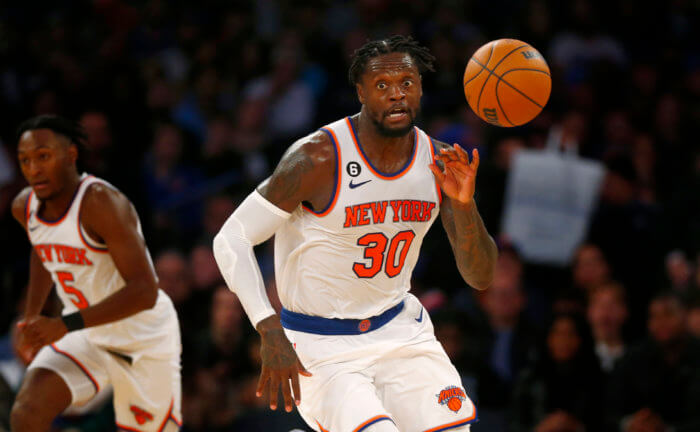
left=67, top=143, right=78, bottom=164
left=356, top=83, right=366, bottom=105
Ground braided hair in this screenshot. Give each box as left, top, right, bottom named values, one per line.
left=16, top=114, right=87, bottom=151
left=348, top=35, right=436, bottom=85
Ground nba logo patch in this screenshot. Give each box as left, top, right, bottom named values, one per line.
left=437, top=385, right=467, bottom=413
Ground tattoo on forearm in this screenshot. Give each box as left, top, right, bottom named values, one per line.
left=443, top=199, right=497, bottom=288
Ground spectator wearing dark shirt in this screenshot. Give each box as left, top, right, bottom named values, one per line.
left=586, top=282, right=629, bottom=374
left=511, top=313, right=603, bottom=432
left=468, top=248, right=539, bottom=432
left=608, top=292, right=700, bottom=432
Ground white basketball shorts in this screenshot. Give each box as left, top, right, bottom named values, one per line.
left=29, top=329, right=182, bottom=431
left=282, top=294, right=477, bottom=432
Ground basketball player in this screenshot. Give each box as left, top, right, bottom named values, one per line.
left=10, top=115, right=182, bottom=432
left=213, top=36, right=497, bottom=432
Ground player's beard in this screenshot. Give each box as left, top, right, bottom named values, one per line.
left=371, top=107, right=420, bottom=138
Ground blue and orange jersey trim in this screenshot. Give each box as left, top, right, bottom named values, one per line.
left=302, top=127, right=342, bottom=217
left=427, top=136, right=443, bottom=204
left=77, top=184, right=109, bottom=253
left=78, top=219, right=108, bottom=253
left=24, top=191, right=32, bottom=228
left=50, top=343, right=100, bottom=394
left=424, top=399, right=478, bottom=432
left=156, top=398, right=181, bottom=431
left=346, top=117, right=417, bottom=180
left=354, top=415, right=395, bottom=432
left=36, top=176, right=91, bottom=226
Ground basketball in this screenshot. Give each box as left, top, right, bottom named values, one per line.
left=463, top=39, right=551, bottom=127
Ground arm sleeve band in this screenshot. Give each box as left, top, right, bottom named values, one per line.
left=212, top=190, right=291, bottom=327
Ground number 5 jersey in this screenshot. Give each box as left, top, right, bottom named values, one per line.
left=274, top=117, right=443, bottom=319
left=24, top=174, right=180, bottom=360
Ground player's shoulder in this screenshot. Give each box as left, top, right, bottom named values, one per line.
left=274, top=128, right=336, bottom=178
left=284, top=129, right=335, bottom=166
left=82, top=181, right=132, bottom=218
left=259, top=129, right=336, bottom=210
left=11, top=186, right=33, bottom=226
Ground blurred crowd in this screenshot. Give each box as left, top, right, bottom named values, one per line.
left=1, top=0, right=700, bottom=431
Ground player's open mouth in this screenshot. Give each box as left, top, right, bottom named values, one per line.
left=32, top=181, right=50, bottom=191
left=386, top=107, right=409, bottom=121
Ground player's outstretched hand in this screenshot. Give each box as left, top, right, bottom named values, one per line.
left=17, top=316, right=67, bottom=354
left=429, top=143, right=479, bottom=205
left=255, top=316, right=312, bottom=412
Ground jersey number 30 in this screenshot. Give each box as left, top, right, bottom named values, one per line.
left=353, top=230, right=415, bottom=278
left=56, top=271, right=89, bottom=309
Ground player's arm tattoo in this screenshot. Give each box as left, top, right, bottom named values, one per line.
left=263, top=149, right=315, bottom=205
left=441, top=197, right=497, bottom=290
left=260, top=327, right=299, bottom=369
left=258, top=131, right=334, bottom=213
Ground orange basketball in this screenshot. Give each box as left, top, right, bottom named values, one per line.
left=463, top=39, right=551, bottom=127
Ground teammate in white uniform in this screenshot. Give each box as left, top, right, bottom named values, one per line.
left=213, top=36, right=497, bottom=432
left=10, top=115, right=181, bottom=432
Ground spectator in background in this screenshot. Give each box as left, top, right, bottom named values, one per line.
left=468, top=249, right=539, bottom=432
left=142, top=123, right=206, bottom=247
left=573, top=243, right=611, bottom=293
left=686, top=294, right=700, bottom=339
left=200, top=116, right=238, bottom=179
left=608, top=292, right=700, bottom=432
left=431, top=308, right=474, bottom=384
left=182, top=244, right=225, bottom=334
left=631, top=133, right=657, bottom=204
left=79, top=111, right=114, bottom=178
left=189, top=244, right=223, bottom=293
left=154, top=250, right=195, bottom=329
left=589, top=155, right=662, bottom=335
left=241, top=31, right=316, bottom=158
left=511, top=313, right=603, bottom=432
left=555, top=243, right=612, bottom=316
left=664, top=250, right=693, bottom=295
left=586, top=282, right=628, bottom=374
left=200, top=195, right=237, bottom=244
left=172, top=66, right=233, bottom=143
left=186, top=286, right=253, bottom=431
left=474, top=135, right=525, bottom=234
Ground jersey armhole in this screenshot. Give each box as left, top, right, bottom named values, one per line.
left=24, top=191, right=33, bottom=228
left=301, top=127, right=342, bottom=217
left=428, top=136, right=443, bottom=204
left=78, top=183, right=109, bottom=253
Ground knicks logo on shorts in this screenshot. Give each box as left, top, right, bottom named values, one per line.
left=358, top=319, right=371, bottom=332
left=130, top=405, right=154, bottom=425
left=437, top=385, right=467, bottom=413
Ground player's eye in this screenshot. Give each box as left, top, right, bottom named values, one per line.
left=377, top=82, right=387, bottom=90
left=39, top=153, right=50, bottom=161
left=403, top=80, right=413, bottom=87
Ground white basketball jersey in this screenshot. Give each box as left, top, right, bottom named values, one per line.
left=275, top=117, right=442, bottom=319
left=25, top=174, right=179, bottom=359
